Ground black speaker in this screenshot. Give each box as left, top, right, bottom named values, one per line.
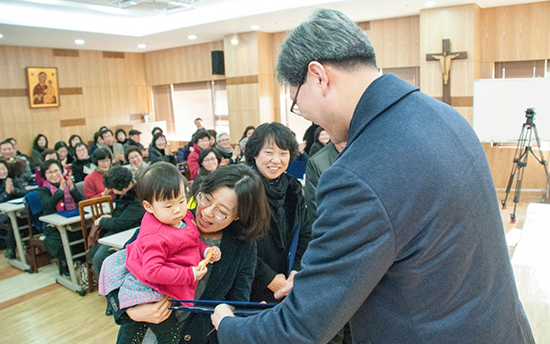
left=211, top=50, right=225, bottom=75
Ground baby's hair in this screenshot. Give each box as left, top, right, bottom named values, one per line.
left=136, top=162, right=186, bottom=204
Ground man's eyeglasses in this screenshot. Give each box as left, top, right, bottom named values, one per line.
left=290, top=84, right=302, bottom=116
left=197, top=193, right=232, bottom=221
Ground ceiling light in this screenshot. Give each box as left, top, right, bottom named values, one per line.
left=188, top=34, right=197, bottom=40
left=0, top=33, right=3, bottom=39
left=74, top=39, right=85, bottom=45
left=231, top=34, right=239, bottom=45
left=250, top=25, right=260, bottom=30
left=424, top=1, right=437, bottom=7
left=137, top=43, right=146, bottom=49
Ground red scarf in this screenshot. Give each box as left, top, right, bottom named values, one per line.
left=45, top=181, right=77, bottom=212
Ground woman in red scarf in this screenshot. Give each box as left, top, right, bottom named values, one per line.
left=38, top=159, right=84, bottom=276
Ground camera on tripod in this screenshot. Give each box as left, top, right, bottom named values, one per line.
left=525, top=108, right=535, bottom=119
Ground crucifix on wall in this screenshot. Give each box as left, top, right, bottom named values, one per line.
left=426, top=39, right=467, bottom=105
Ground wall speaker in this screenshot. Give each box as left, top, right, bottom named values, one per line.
left=211, top=50, right=225, bottom=75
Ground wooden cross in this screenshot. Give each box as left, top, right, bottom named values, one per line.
left=426, top=39, right=467, bottom=105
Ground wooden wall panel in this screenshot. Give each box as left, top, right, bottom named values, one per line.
left=369, top=16, right=420, bottom=68
left=0, top=45, right=149, bottom=157
left=143, top=41, right=225, bottom=86
left=480, top=2, right=550, bottom=62
left=223, top=32, right=259, bottom=78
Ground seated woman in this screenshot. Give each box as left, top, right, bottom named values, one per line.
left=148, top=133, right=177, bottom=166
left=89, top=166, right=145, bottom=280
left=31, top=134, right=48, bottom=169
left=115, top=128, right=128, bottom=145
left=71, top=143, right=95, bottom=184
left=188, top=131, right=212, bottom=180
left=191, top=148, right=221, bottom=197
left=39, top=159, right=84, bottom=275
left=245, top=122, right=312, bottom=303
left=124, top=146, right=148, bottom=178
left=106, top=164, right=271, bottom=344
left=89, top=131, right=104, bottom=155
left=309, top=127, right=331, bottom=157
left=1, top=159, right=27, bottom=259
left=84, top=148, right=115, bottom=199
left=54, top=141, right=74, bottom=168
left=35, top=149, right=58, bottom=187
left=215, top=132, right=241, bottom=165
left=240, top=126, right=255, bottom=142
left=68, top=134, right=83, bottom=160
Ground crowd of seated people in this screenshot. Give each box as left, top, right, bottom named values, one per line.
left=0, top=119, right=324, bottom=343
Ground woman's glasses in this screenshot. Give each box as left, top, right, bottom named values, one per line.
left=197, top=193, right=232, bottom=221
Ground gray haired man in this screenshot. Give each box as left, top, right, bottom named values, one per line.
left=212, top=9, right=534, bottom=344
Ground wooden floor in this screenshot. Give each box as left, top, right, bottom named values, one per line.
left=0, top=191, right=546, bottom=343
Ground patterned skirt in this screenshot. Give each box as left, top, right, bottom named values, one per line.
left=98, top=249, right=164, bottom=309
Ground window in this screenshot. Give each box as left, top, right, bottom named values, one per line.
left=494, top=60, right=546, bottom=79
left=153, top=80, right=228, bottom=141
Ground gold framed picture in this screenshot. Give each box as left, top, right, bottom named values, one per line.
left=26, top=67, right=60, bottom=108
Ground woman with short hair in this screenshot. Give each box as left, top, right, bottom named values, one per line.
left=71, top=143, right=95, bottom=183
left=148, top=133, right=176, bottom=166
left=84, top=148, right=114, bottom=199
left=31, top=134, right=48, bottom=169
left=124, top=146, right=148, bottom=178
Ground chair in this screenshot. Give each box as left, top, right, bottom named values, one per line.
left=74, top=181, right=85, bottom=199
left=178, top=162, right=191, bottom=181
left=78, top=196, right=114, bottom=293
left=286, top=160, right=307, bottom=180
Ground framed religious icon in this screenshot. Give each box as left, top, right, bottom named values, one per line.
left=26, top=67, right=60, bottom=108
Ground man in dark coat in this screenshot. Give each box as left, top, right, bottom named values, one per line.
left=213, top=8, right=534, bottom=344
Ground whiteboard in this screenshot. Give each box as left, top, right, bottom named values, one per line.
left=473, top=78, right=550, bottom=142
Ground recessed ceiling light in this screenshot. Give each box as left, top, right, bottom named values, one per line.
left=188, top=34, right=197, bottom=40
left=137, top=44, right=146, bottom=49
left=74, top=39, right=85, bottom=45
left=231, top=35, right=239, bottom=45
left=424, top=1, right=437, bottom=7
left=250, top=25, right=260, bottom=30
left=0, top=33, right=3, bottom=39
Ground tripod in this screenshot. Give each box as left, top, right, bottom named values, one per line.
left=502, top=108, right=550, bottom=223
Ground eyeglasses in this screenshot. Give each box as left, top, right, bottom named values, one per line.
left=202, top=157, right=217, bottom=163
left=290, top=84, right=302, bottom=116
left=45, top=169, right=61, bottom=175
left=197, top=193, right=232, bottom=221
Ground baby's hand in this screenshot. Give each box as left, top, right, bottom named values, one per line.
left=193, top=265, right=208, bottom=281
left=210, top=247, right=221, bottom=262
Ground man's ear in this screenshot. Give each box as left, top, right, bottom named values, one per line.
left=142, top=200, right=154, bottom=213
left=307, top=61, right=330, bottom=95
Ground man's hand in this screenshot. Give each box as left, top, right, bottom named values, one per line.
left=211, top=304, right=235, bottom=330
left=101, top=188, right=112, bottom=197
left=126, top=296, right=172, bottom=324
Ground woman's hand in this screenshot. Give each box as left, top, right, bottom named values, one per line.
left=101, top=188, right=112, bottom=197
left=231, top=146, right=241, bottom=160
left=210, top=246, right=222, bottom=262
left=267, top=273, right=287, bottom=292
left=5, top=178, right=13, bottom=194
left=66, top=175, right=74, bottom=190
left=126, top=296, right=172, bottom=324
left=58, top=172, right=66, bottom=191
left=211, top=304, right=235, bottom=331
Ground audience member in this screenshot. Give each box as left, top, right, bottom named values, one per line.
left=124, top=146, right=148, bottom=178
left=67, top=134, right=83, bottom=159
left=115, top=129, right=128, bottom=145
left=245, top=122, right=312, bottom=303
left=308, top=127, right=331, bottom=157
left=148, top=133, right=176, bottom=165
left=188, top=131, right=211, bottom=180
left=101, top=129, right=125, bottom=166
left=207, top=129, right=217, bottom=148
left=39, top=159, right=84, bottom=276
left=1, top=140, right=32, bottom=183
left=31, top=134, right=49, bottom=169
left=191, top=148, right=221, bottom=196
left=151, top=127, right=163, bottom=137
left=106, top=164, right=270, bottom=344
left=7, top=138, right=28, bottom=160
left=215, top=133, right=240, bottom=165
left=35, top=149, right=59, bottom=187
left=54, top=141, right=74, bottom=168
left=302, top=122, right=320, bottom=156
left=84, top=148, right=115, bottom=199
left=238, top=138, right=248, bottom=164
left=89, top=166, right=145, bottom=280
left=1, top=159, right=27, bottom=259
left=239, top=126, right=255, bottom=141
left=89, top=131, right=104, bottom=155
left=71, top=143, right=95, bottom=183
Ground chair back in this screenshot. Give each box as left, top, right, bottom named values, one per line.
left=286, top=160, right=307, bottom=180
left=178, top=162, right=191, bottom=181
left=24, top=190, right=44, bottom=233
left=74, top=181, right=85, bottom=199
left=78, top=196, right=114, bottom=252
